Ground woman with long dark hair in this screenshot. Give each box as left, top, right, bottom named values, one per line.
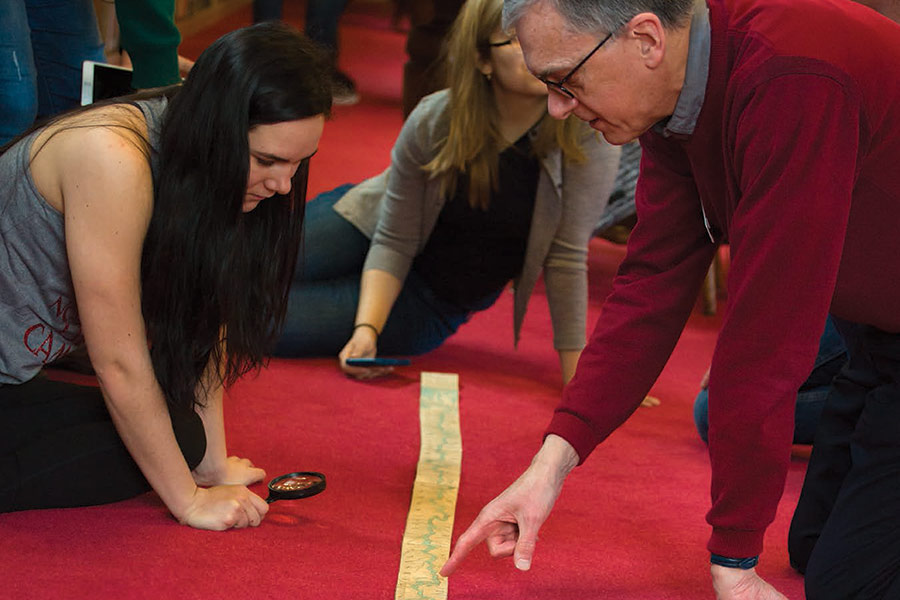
left=0, top=23, right=332, bottom=530
left=273, top=0, right=620, bottom=385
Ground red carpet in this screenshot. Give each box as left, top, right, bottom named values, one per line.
left=0, top=3, right=807, bottom=598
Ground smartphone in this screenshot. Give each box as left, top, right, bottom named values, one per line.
left=345, top=357, right=411, bottom=367
left=81, top=60, right=134, bottom=106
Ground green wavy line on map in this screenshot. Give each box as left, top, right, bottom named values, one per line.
left=405, top=386, right=460, bottom=596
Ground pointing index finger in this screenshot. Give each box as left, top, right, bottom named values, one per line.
left=439, top=518, right=495, bottom=577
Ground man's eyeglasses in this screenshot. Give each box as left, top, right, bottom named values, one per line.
left=536, top=32, right=613, bottom=99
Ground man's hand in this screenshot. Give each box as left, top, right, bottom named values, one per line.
left=440, top=435, right=579, bottom=576
left=711, top=565, right=788, bottom=600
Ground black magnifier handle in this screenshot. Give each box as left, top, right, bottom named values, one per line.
left=266, top=471, right=327, bottom=504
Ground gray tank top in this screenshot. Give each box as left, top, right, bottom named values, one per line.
left=0, top=97, right=167, bottom=384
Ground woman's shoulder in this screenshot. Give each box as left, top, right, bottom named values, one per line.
left=405, top=90, right=451, bottom=129
left=33, top=104, right=150, bottom=170
left=398, top=90, right=452, bottom=157
left=416, top=89, right=450, bottom=110
left=30, top=104, right=153, bottom=213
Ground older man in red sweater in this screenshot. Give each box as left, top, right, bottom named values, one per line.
left=440, top=0, right=900, bottom=598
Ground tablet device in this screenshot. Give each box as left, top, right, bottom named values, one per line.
left=81, top=60, right=134, bottom=105
left=345, top=357, right=411, bottom=367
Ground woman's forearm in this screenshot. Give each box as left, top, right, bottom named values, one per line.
left=196, top=391, right=225, bottom=458
left=355, top=268, right=404, bottom=333
left=194, top=351, right=227, bottom=472
left=96, top=362, right=198, bottom=520
left=558, top=348, right=581, bottom=385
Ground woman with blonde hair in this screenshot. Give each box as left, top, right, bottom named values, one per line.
left=275, top=0, right=620, bottom=384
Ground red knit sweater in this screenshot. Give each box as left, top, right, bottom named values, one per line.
left=550, top=0, right=900, bottom=558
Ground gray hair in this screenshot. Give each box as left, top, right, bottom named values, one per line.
left=503, top=0, right=694, bottom=35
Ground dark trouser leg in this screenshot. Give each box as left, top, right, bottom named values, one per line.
left=274, top=268, right=471, bottom=358
left=294, top=184, right=366, bottom=283
left=0, top=0, right=38, bottom=144
left=694, top=316, right=843, bottom=445
left=401, top=0, right=464, bottom=118
left=376, top=270, right=475, bottom=356
left=789, top=323, right=900, bottom=599
left=788, top=319, right=869, bottom=570
left=0, top=377, right=205, bottom=512
left=305, top=0, right=350, bottom=54
left=275, top=185, right=370, bottom=356
left=694, top=385, right=829, bottom=445
left=252, top=0, right=282, bottom=23
left=26, top=0, right=104, bottom=119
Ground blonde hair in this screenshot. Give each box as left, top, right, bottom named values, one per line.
left=423, top=0, right=587, bottom=210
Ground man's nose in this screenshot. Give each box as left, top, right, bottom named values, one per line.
left=546, top=90, right=578, bottom=120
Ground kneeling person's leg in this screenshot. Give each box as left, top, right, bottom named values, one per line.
left=0, top=377, right=205, bottom=511
left=804, top=328, right=900, bottom=599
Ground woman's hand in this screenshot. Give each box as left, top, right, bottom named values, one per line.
left=342, top=269, right=404, bottom=379
left=178, top=485, right=269, bottom=531
left=641, top=395, right=661, bottom=407
left=184, top=456, right=268, bottom=530
left=338, top=326, right=394, bottom=379
left=192, top=455, right=266, bottom=487
left=700, top=366, right=711, bottom=390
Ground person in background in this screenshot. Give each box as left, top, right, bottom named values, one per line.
left=105, top=0, right=194, bottom=88
left=694, top=316, right=847, bottom=446
left=440, top=1, right=900, bottom=599
left=273, top=0, right=621, bottom=388
left=854, top=0, right=900, bottom=20
left=0, top=23, right=331, bottom=530
left=398, top=0, right=464, bottom=118
left=0, top=0, right=104, bottom=144
left=253, top=0, right=358, bottom=105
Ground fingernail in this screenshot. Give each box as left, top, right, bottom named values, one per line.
left=515, top=558, right=531, bottom=571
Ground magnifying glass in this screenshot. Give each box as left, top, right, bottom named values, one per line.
left=265, top=471, right=327, bottom=504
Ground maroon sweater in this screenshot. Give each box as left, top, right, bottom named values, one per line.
left=550, top=0, right=900, bottom=558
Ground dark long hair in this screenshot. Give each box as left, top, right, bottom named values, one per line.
left=141, top=23, right=332, bottom=411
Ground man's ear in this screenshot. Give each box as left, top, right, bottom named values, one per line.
left=626, top=12, right=667, bottom=68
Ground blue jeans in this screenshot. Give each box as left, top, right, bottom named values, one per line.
left=0, top=0, right=104, bottom=145
left=273, top=185, right=499, bottom=358
left=694, top=315, right=847, bottom=445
